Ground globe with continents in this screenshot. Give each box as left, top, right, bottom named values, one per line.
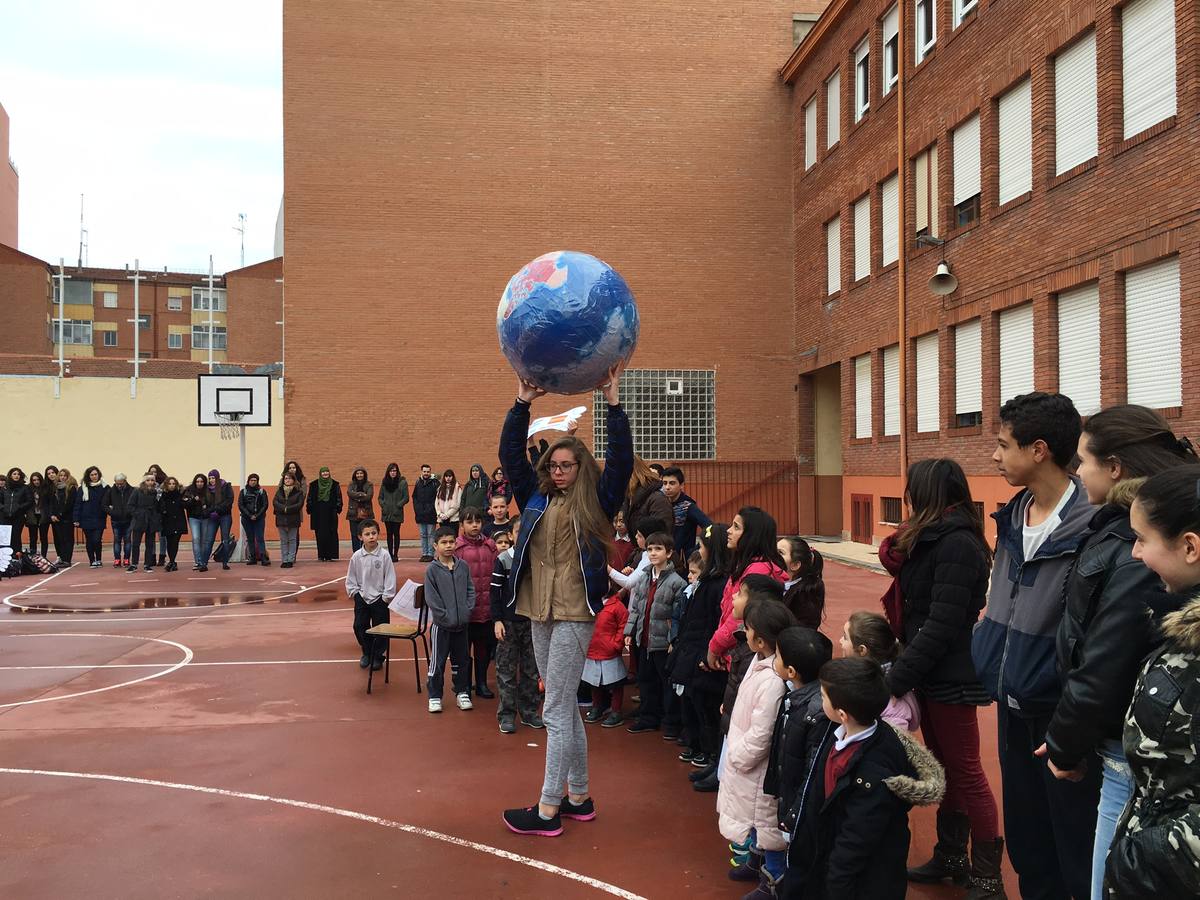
left=497, top=251, right=640, bottom=395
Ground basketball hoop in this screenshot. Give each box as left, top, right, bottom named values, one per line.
left=217, top=413, right=243, bottom=441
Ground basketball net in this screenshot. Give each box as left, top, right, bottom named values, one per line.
left=217, top=413, right=243, bottom=441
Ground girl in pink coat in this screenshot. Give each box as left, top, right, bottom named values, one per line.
left=840, top=611, right=921, bottom=732
left=707, top=507, right=788, bottom=670
left=717, top=597, right=798, bottom=896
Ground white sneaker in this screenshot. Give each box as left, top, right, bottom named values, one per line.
left=428, top=698, right=443, bottom=714
left=456, top=692, right=474, bottom=711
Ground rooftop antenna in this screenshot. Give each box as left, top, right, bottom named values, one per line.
left=77, top=193, right=88, bottom=268
left=234, top=212, right=247, bottom=268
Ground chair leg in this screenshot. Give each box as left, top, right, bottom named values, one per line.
left=384, top=641, right=390, bottom=684
left=366, top=637, right=375, bottom=695
left=412, top=641, right=421, bottom=693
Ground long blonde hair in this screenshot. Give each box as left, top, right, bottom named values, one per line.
left=535, top=436, right=612, bottom=557
left=625, top=455, right=658, bottom=502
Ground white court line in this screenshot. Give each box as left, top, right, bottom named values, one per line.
left=0, top=768, right=645, bottom=899
left=0, top=658, right=417, bottom=670
left=0, top=634, right=193, bottom=709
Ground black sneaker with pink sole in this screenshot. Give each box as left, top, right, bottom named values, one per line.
left=559, top=796, right=596, bottom=821
left=502, top=806, right=562, bottom=837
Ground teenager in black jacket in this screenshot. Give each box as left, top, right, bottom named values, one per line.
left=0, top=468, right=33, bottom=552
left=882, top=459, right=1002, bottom=898
left=411, top=464, right=439, bottom=561
left=159, top=477, right=188, bottom=571
left=238, top=473, right=270, bottom=565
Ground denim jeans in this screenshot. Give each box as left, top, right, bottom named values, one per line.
left=1091, top=739, right=1134, bottom=900
left=188, top=517, right=205, bottom=564
left=241, top=516, right=266, bottom=561
left=419, top=523, right=435, bottom=557
left=198, top=515, right=231, bottom=565
left=111, top=521, right=131, bottom=561
left=278, top=526, right=299, bottom=564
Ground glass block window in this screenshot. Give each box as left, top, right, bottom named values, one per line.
left=593, top=368, right=716, bottom=460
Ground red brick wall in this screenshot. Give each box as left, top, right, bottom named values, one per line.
left=225, top=256, right=283, bottom=368
left=282, top=0, right=800, bottom=486
left=0, top=103, right=16, bottom=249
left=0, top=245, right=51, bottom=356
left=790, top=0, right=1200, bottom=539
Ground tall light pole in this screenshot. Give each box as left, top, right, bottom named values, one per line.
left=126, top=259, right=145, bottom=398
left=54, top=258, right=71, bottom=399
left=206, top=254, right=216, bottom=373
left=234, top=213, right=247, bottom=268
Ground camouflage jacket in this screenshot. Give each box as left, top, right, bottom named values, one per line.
left=1105, top=588, right=1200, bottom=898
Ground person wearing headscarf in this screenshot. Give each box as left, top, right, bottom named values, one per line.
left=205, top=469, right=235, bottom=570
left=306, top=466, right=342, bottom=561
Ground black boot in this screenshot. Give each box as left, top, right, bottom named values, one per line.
left=473, top=655, right=494, bottom=698
left=728, top=847, right=763, bottom=882
left=908, top=809, right=970, bottom=885
left=964, top=837, right=1007, bottom=899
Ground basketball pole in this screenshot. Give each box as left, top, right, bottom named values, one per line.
left=232, top=423, right=248, bottom=563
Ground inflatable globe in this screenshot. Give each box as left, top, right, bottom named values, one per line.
left=497, top=251, right=640, bottom=395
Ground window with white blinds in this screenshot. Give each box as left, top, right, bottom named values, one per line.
left=999, top=304, right=1035, bottom=403
left=1122, top=0, right=1176, bottom=139
left=853, top=195, right=871, bottom=281
left=882, top=6, right=899, bottom=95
left=998, top=78, right=1032, bottom=204
left=955, top=318, right=982, bottom=416
left=855, top=38, right=870, bottom=121
left=1055, top=32, right=1097, bottom=174
left=916, top=0, right=936, bottom=64
left=883, top=344, right=900, bottom=436
left=915, top=145, right=938, bottom=237
left=953, top=114, right=981, bottom=205
left=805, top=98, right=817, bottom=170
left=881, top=174, right=899, bottom=266
left=1125, top=256, right=1181, bottom=408
left=1057, top=283, right=1101, bottom=415
left=826, top=69, right=841, bottom=148
left=915, top=332, right=940, bottom=433
left=826, top=215, right=841, bottom=296
left=855, top=354, right=872, bottom=438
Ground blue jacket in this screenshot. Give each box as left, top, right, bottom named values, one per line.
left=671, top=492, right=711, bottom=560
left=971, top=479, right=1094, bottom=715
left=73, top=483, right=108, bottom=531
left=499, top=399, right=634, bottom=616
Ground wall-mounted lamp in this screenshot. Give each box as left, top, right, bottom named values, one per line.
left=917, top=234, right=958, bottom=296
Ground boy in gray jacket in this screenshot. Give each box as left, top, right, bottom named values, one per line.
left=623, top=532, right=687, bottom=733
left=425, top=525, right=476, bottom=713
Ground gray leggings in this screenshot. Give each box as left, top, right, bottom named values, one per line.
left=278, top=526, right=299, bottom=563
left=531, top=618, right=595, bottom=807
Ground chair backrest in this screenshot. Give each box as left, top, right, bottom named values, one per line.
left=414, top=584, right=425, bottom=608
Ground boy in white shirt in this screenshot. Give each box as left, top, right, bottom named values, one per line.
left=345, top=519, right=396, bottom=672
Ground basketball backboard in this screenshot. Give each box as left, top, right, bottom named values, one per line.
left=197, top=374, right=272, bottom=426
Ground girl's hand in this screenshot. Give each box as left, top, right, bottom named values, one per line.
left=600, top=363, right=624, bottom=406
left=494, top=621, right=506, bottom=642
left=517, top=378, right=546, bottom=404
left=706, top=650, right=725, bottom=671
left=50, top=516, right=59, bottom=523
left=624, top=636, right=632, bottom=650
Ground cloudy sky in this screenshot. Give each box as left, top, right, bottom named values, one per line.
left=1, top=0, right=282, bottom=274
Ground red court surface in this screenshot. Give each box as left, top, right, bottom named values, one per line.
left=0, top=555, right=1018, bottom=897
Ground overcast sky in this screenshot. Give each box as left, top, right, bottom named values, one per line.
left=1, top=0, right=282, bottom=274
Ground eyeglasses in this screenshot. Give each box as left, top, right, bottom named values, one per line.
left=548, top=462, right=578, bottom=474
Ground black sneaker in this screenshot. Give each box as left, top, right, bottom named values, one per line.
left=584, top=707, right=606, bottom=724
left=678, top=748, right=698, bottom=762
left=559, top=796, right=596, bottom=821
left=370, top=657, right=385, bottom=671
left=475, top=684, right=495, bottom=699
left=693, top=771, right=719, bottom=792
left=663, top=730, right=681, bottom=741
left=498, top=716, right=517, bottom=734
left=126, top=565, right=137, bottom=573
left=626, top=721, right=658, bottom=734
left=520, top=713, right=545, bottom=729
left=689, top=762, right=717, bottom=782
left=359, top=655, right=370, bottom=669
left=690, top=753, right=711, bottom=768
left=502, top=806, right=562, bottom=837
left=600, top=711, right=625, bottom=728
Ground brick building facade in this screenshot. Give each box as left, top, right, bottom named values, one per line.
left=0, top=102, right=16, bottom=249
left=280, top=0, right=824, bottom=491
left=786, top=0, right=1197, bottom=542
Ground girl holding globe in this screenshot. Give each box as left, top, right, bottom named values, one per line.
left=498, top=363, right=634, bottom=836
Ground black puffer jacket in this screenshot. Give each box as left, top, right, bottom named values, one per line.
left=237, top=485, right=269, bottom=521
left=890, top=509, right=992, bottom=700
left=159, top=490, right=188, bottom=537
left=1045, top=485, right=1180, bottom=771
left=128, top=488, right=162, bottom=533
left=766, top=680, right=828, bottom=829
left=104, top=483, right=135, bottom=525
left=665, top=573, right=727, bottom=690
left=624, top=479, right=673, bottom=534
left=0, top=481, right=33, bottom=525
left=411, top=475, right=439, bottom=525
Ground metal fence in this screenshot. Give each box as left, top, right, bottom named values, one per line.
left=672, top=460, right=801, bottom=535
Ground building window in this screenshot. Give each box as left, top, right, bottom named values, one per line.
left=102, top=330, right=118, bottom=347
left=592, top=369, right=716, bottom=460
left=854, top=38, right=870, bottom=122
left=953, top=0, right=977, bottom=28
left=881, top=497, right=903, bottom=525
left=999, top=304, right=1035, bottom=403
left=804, top=97, right=817, bottom=170
left=853, top=195, right=871, bottom=282
left=192, top=286, right=227, bottom=312
left=915, top=0, right=936, bottom=63
left=854, top=354, right=872, bottom=439
left=137, top=314, right=151, bottom=330
left=882, top=6, right=899, bottom=96
left=952, top=113, right=981, bottom=226
left=880, top=173, right=899, bottom=266
left=1057, top=283, right=1101, bottom=415
left=1125, top=256, right=1180, bottom=408
left=997, top=78, right=1032, bottom=205
left=102, top=291, right=117, bottom=308
left=915, top=331, right=939, bottom=433
left=63, top=280, right=93, bottom=305
left=915, top=145, right=939, bottom=238
left=883, top=345, right=900, bottom=436
left=52, top=319, right=93, bottom=345
left=826, top=68, right=841, bottom=149
left=1055, top=31, right=1098, bottom=175
left=167, top=296, right=183, bottom=311
left=168, top=333, right=183, bottom=350
left=826, top=215, right=841, bottom=296
left=1121, top=0, right=1176, bottom=140
left=191, top=325, right=228, bottom=350
left=954, top=318, right=982, bottom=426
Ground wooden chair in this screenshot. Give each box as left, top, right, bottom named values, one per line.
left=365, top=585, right=429, bottom=694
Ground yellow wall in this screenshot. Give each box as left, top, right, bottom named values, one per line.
left=1, top=375, right=285, bottom=482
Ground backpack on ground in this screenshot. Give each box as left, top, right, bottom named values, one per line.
left=27, top=554, right=54, bottom=575
left=212, top=536, right=237, bottom=564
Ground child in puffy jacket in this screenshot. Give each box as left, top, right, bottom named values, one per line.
left=455, top=507, right=498, bottom=698
left=583, top=594, right=629, bottom=728
left=839, top=611, right=920, bottom=732
left=623, top=532, right=687, bottom=733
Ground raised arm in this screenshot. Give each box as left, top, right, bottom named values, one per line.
left=595, top=365, right=634, bottom=518
left=499, top=378, right=544, bottom=511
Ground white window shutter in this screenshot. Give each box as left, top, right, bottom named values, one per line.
left=1122, top=0, right=1177, bottom=139
left=882, top=5, right=899, bottom=92
left=1126, top=257, right=1181, bottom=408
left=998, top=79, right=1032, bottom=204
left=1056, top=284, right=1101, bottom=415
left=953, top=114, right=981, bottom=204
left=805, top=99, right=817, bottom=169
left=915, top=150, right=929, bottom=234
left=1055, top=32, right=1097, bottom=174
left=853, top=196, right=871, bottom=281
left=826, top=215, right=841, bottom=296
left=999, top=304, right=1035, bottom=403
left=826, top=69, right=841, bottom=148
left=883, top=344, right=900, bottom=435
left=955, top=318, right=982, bottom=414
left=915, top=332, right=940, bottom=433
left=881, top=174, right=899, bottom=265
left=855, top=354, right=872, bottom=438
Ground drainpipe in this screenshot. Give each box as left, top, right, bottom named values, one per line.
left=897, top=0, right=909, bottom=482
